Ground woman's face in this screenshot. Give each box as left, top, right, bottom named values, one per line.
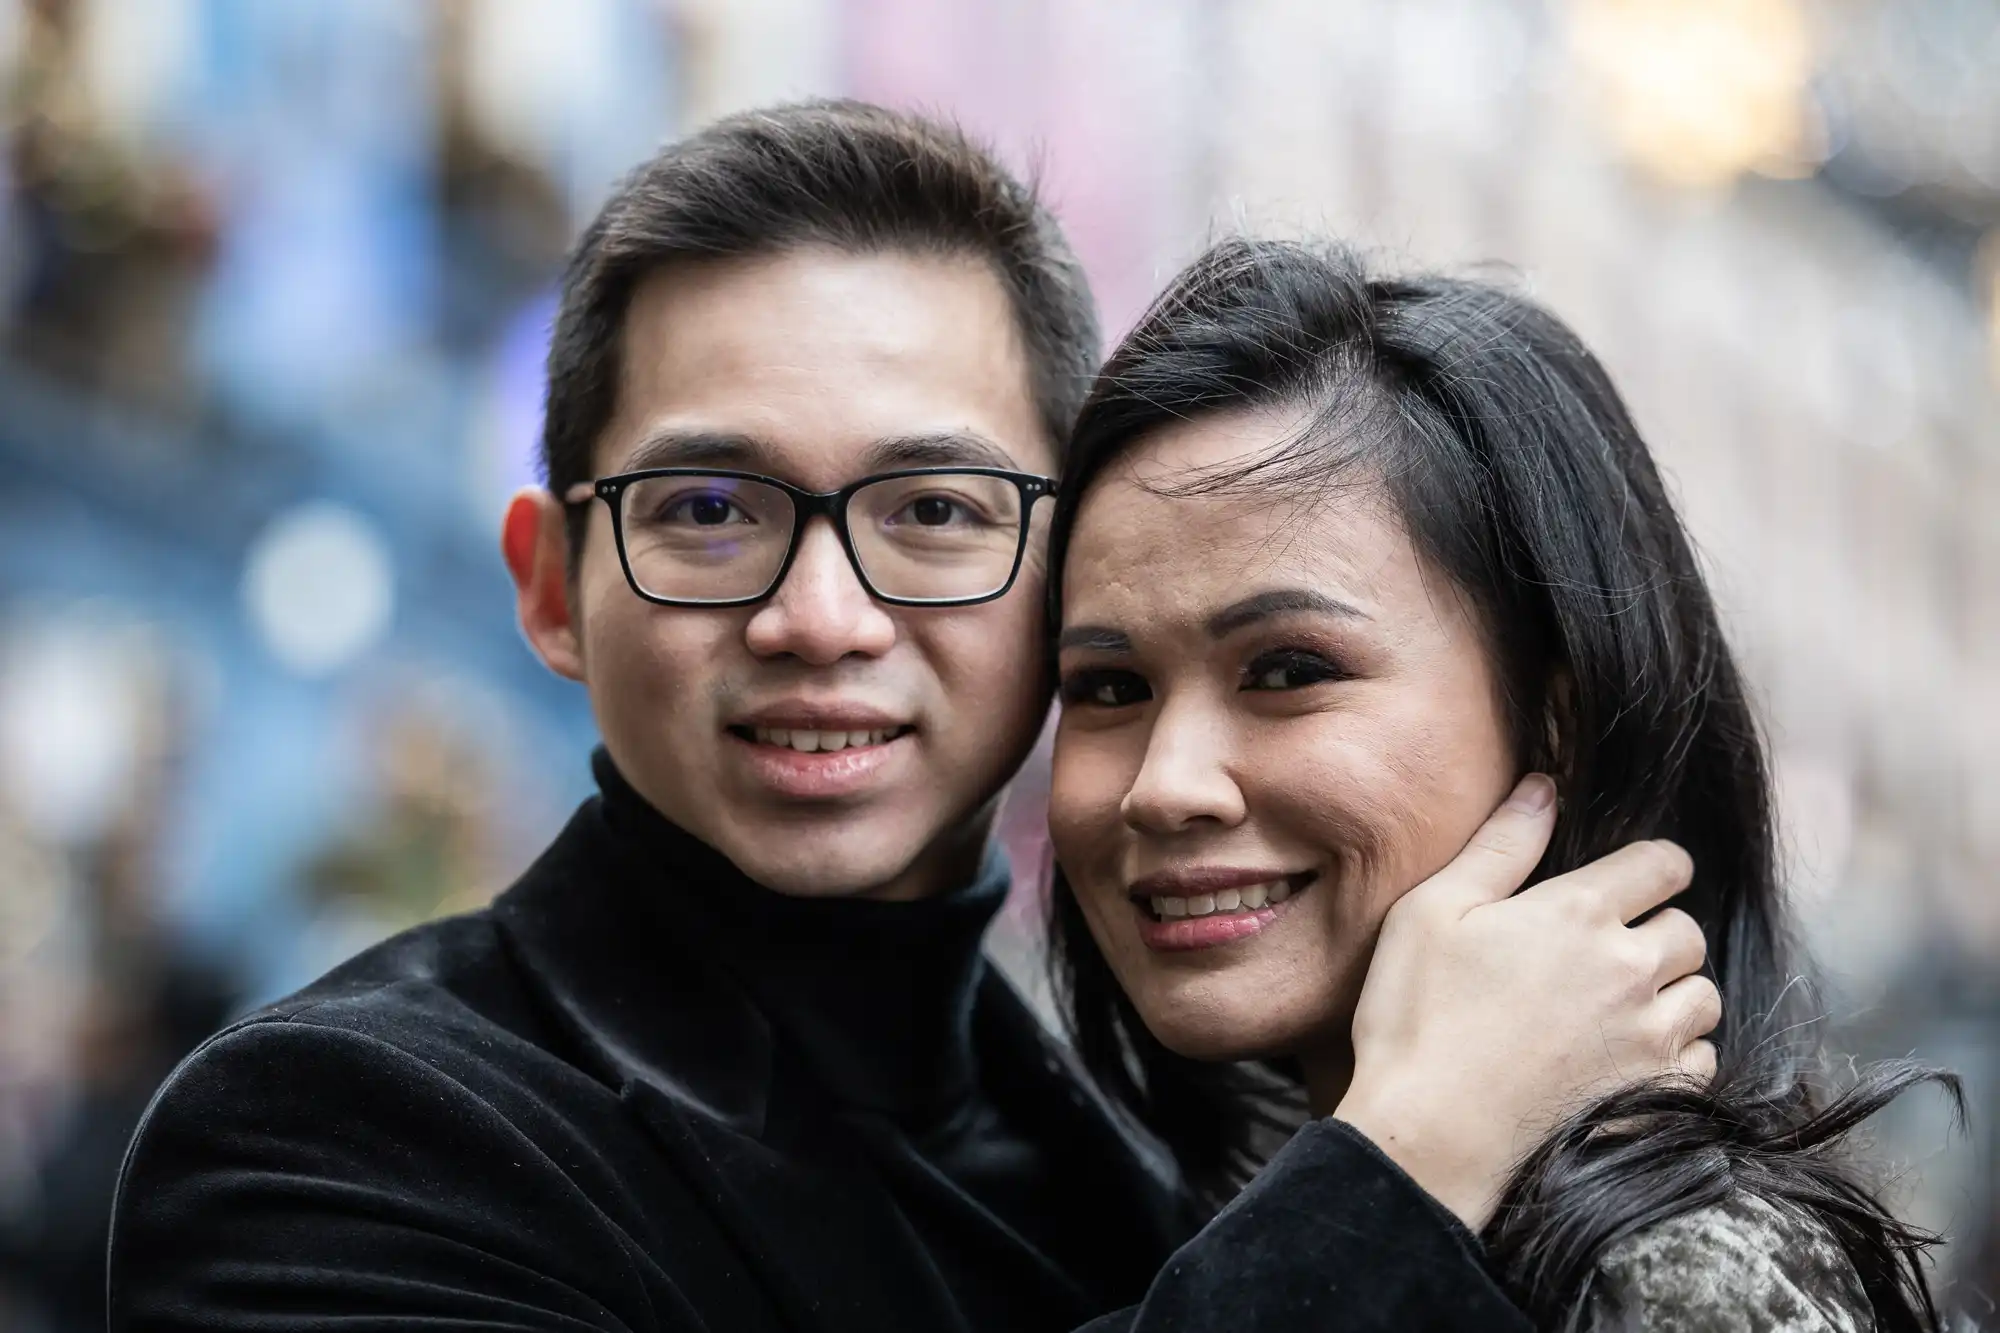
left=1050, top=409, right=1517, bottom=1068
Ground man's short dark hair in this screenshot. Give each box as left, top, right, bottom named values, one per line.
left=543, top=99, right=1100, bottom=554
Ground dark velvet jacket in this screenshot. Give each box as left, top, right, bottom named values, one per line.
left=109, top=756, right=1529, bottom=1332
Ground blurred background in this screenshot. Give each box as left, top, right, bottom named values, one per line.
left=0, top=0, right=1994, bottom=1326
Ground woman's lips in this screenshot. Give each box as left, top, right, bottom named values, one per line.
left=1130, top=873, right=1314, bottom=952
left=1137, top=904, right=1286, bottom=951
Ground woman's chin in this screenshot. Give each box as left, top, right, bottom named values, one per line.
left=1138, top=994, right=1337, bottom=1065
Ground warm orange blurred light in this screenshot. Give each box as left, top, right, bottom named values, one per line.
left=1564, top=0, right=1821, bottom=190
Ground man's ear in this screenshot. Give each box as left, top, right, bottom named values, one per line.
left=502, top=488, right=585, bottom=682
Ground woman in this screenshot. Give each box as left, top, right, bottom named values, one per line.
left=1044, top=240, right=1952, bottom=1331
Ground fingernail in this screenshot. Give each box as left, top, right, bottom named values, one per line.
left=1508, top=774, right=1555, bottom=814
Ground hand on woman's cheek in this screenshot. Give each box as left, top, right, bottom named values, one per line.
left=1048, top=413, right=1517, bottom=1080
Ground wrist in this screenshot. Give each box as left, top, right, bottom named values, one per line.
left=1331, top=1087, right=1503, bottom=1232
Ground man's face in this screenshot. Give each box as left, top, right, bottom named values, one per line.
left=530, top=247, right=1058, bottom=900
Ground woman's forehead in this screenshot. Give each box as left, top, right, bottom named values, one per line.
left=1063, top=477, right=1412, bottom=624
left=1101, top=404, right=1312, bottom=480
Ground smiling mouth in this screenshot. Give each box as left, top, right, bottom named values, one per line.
left=1134, top=872, right=1317, bottom=922
left=727, top=725, right=914, bottom=754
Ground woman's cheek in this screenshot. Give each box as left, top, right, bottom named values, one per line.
left=1048, top=726, right=1134, bottom=884
left=1254, top=719, right=1445, bottom=940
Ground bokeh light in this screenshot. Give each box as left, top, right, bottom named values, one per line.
left=241, top=503, right=396, bottom=679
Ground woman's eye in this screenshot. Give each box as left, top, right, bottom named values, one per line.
left=1060, top=670, right=1151, bottom=708
left=1243, top=650, right=1347, bottom=691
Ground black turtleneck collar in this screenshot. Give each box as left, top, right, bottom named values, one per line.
left=590, top=748, right=1009, bottom=1129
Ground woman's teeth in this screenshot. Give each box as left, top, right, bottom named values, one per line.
left=1150, top=880, right=1295, bottom=919
left=750, top=727, right=904, bottom=753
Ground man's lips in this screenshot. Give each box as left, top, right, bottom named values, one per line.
left=723, top=708, right=917, bottom=800
left=731, top=702, right=909, bottom=732
left=726, top=700, right=915, bottom=755
left=728, top=723, right=913, bottom=752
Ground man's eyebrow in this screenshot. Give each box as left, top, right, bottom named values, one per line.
left=862, top=432, right=1022, bottom=472
left=1205, top=588, right=1368, bottom=638
left=619, top=430, right=773, bottom=472
left=1056, top=625, right=1133, bottom=653
left=615, top=429, right=1025, bottom=478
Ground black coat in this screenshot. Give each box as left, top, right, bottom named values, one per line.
left=109, top=762, right=1530, bottom=1332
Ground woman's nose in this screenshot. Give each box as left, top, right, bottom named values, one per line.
left=1119, top=703, right=1246, bottom=834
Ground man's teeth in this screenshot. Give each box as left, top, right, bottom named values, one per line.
left=1152, top=880, right=1293, bottom=919
left=751, top=727, right=902, bottom=753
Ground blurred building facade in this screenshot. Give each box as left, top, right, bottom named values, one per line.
left=1, top=0, right=1994, bottom=1327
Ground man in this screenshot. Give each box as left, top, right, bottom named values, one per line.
left=109, top=102, right=1714, bottom=1331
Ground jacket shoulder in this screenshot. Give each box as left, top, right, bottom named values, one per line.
left=116, top=906, right=615, bottom=1211
left=1592, top=1191, right=1872, bottom=1333
left=109, top=1016, right=660, bottom=1330
left=225, top=907, right=588, bottom=1079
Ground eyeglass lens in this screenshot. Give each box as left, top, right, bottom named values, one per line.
left=615, top=473, right=1028, bottom=604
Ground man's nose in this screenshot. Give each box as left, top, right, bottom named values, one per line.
left=742, top=517, right=897, bottom=665
left=1119, top=700, right=1247, bottom=834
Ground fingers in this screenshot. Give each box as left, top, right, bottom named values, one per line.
left=1656, top=971, right=1723, bottom=1049
left=1677, top=1038, right=1718, bottom=1084
left=1528, top=838, right=1693, bottom=924
left=1628, top=906, right=1708, bottom=989
left=1409, top=774, right=1558, bottom=916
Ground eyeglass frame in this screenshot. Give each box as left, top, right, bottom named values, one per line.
left=563, top=466, right=1060, bottom=609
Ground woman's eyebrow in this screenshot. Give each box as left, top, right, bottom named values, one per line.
left=1205, top=588, right=1368, bottom=638
left=1056, top=625, right=1132, bottom=653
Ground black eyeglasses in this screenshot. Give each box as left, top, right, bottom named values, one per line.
left=564, top=467, right=1058, bottom=608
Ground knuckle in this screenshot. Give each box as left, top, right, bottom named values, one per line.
left=1643, top=1007, right=1685, bottom=1055
left=1681, top=1038, right=1719, bottom=1081
left=1468, top=823, right=1520, bottom=861
left=1651, top=980, right=1723, bottom=1049
left=1613, top=937, right=1654, bottom=988
left=1645, top=839, right=1695, bottom=890
left=1664, top=905, right=1706, bottom=946
left=1655, top=907, right=1709, bottom=966
left=1689, top=978, right=1724, bottom=1032
left=1552, top=884, right=1605, bottom=928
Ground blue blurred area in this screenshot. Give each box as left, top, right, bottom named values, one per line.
left=0, top=5, right=670, bottom=1315
left=0, top=0, right=656, bottom=998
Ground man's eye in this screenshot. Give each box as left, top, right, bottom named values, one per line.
left=1060, top=670, right=1151, bottom=708
left=890, top=495, right=985, bottom=527
left=1243, top=650, right=1347, bottom=691
left=647, top=492, right=752, bottom=526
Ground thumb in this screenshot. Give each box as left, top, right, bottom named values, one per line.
left=1408, top=774, right=1558, bottom=917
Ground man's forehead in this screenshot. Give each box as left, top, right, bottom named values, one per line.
left=596, top=250, right=1052, bottom=482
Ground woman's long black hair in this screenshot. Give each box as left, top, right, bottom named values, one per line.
left=1044, top=239, right=1958, bottom=1331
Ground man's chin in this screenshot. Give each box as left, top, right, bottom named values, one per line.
left=713, top=813, right=946, bottom=902
left=729, top=851, right=925, bottom=902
